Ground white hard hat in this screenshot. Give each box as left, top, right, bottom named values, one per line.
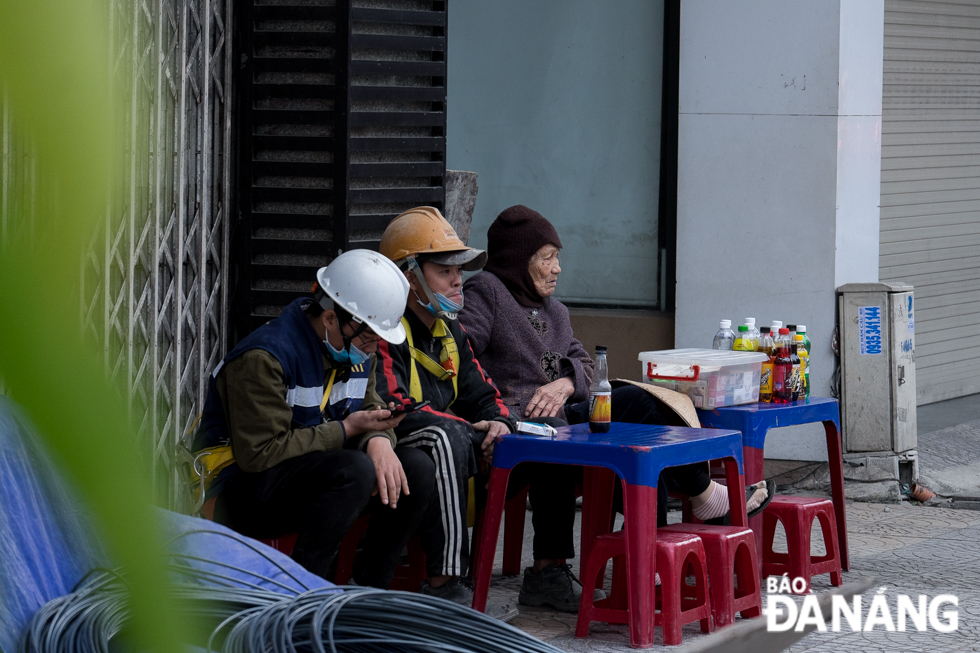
left=315, top=250, right=409, bottom=344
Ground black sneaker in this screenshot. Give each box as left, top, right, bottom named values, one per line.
left=519, top=563, right=586, bottom=613
left=420, top=577, right=519, bottom=622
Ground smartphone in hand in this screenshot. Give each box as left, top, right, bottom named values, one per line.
left=389, top=400, right=431, bottom=415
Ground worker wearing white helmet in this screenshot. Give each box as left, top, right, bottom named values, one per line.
left=193, top=250, right=435, bottom=588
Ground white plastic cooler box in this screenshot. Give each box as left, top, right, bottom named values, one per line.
left=638, top=349, right=768, bottom=409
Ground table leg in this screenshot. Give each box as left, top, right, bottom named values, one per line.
left=824, top=420, right=850, bottom=571
left=472, top=466, right=511, bottom=612
left=623, top=483, right=657, bottom=649
left=743, top=445, right=765, bottom=571
left=722, top=457, right=747, bottom=528
left=580, top=467, right=616, bottom=586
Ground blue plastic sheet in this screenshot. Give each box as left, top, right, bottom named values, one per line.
left=0, top=396, right=329, bottom=653
left=0, top=396, right=107, bottom=653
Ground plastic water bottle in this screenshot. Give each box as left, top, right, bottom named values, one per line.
left=745, top=318, right=761, bottom=350
left=712, top=320, right=735, bottom=350
left=589, top=346, right=612, bottom=433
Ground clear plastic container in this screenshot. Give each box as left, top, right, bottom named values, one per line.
left=638, top=348, right=768, bottom=408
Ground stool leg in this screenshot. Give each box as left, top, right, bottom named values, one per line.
left=656, top=543, right=682, bottom=646
left=575, top=538, right=610, bottom=637
left=707, top=542, right=736, bottom=628
left=735, top=540, right=762, bottom=619
left=688, top=556, right=711, bottom=634
left=472, top=467, right=511, bottom=612
left=824, top=420, right=850, bottom=571
left=786, top=515, right=811, bottom=594
left=816, top=510, right=843, bottom=587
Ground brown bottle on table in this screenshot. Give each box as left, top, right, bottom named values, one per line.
left=589, top=346, right=612, bottom=433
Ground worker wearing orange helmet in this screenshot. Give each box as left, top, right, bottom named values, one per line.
left=374, top=207, right=517, bottom=621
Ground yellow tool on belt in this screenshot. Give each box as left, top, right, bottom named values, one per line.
left=183, top=369, right=342, bottom=514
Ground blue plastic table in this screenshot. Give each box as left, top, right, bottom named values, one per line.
left=696, top=397, right=848, bottom=571
left=472, top=422, right=747, bottom=649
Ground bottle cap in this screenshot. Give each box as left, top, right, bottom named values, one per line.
left=745, top=317, right=756, bottom=325
left=795, top=334, right=804, bottom=341
left=779, top=328, right=790, bottom=335
left=720, top=319, right=731, bottom=329
left=772, top=321, right=783, bottom=328
left=786, top=324, right=797, bottom=331
left=797, top=325, right=807, bottom=333
left=738, top=325, right=749, bottom=332
left=760, top=326, right=770, bottom=334
left=595, top=345, right=607, bottom=353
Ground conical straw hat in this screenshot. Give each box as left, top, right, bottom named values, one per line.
left=610, top=379, right=701, bottom=428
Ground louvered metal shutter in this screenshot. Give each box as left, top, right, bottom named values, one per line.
left=879, top=0, right=980, bottom=405
left=234, top=0, right=447, bottom=338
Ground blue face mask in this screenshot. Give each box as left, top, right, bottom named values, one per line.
left=418, top=292, right=463, bottom=317
left=325, top=338, right=370, bottom=366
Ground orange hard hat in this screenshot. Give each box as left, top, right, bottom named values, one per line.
left=380, top=206, right=487, bottom=271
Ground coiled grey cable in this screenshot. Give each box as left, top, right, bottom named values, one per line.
left=21, top=529, right=566, bottom=653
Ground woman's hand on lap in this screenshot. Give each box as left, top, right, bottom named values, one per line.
left=525, top=377, right=575, bottom=418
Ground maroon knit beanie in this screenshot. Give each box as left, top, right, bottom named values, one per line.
left=483, top=205, right=563, bottom=308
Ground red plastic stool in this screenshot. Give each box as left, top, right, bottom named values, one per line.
left=204, top=498, right=425, bottom=590
left=661, top=523, right=762, bottom=627
left=763, top=496, right=843, bottom=593
left=333, top=515, right=427, bottom=591
left=576, top=530, right=712, bottom=646
left=259, top=532, right=298, bottom=555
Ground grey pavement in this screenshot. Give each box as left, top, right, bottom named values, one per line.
left=485, top=499, right=980, bottom=651
left=481, top=393, right=980, bottom=651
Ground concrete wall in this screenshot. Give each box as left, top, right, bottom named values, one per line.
left=675, top=0, right=884, bottom=460
left=568, top=309, right=675, bottom=381
left=446, top=0, right=665, bottom=308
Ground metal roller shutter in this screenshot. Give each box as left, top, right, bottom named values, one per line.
left=879, top=0, right=980, bottom=405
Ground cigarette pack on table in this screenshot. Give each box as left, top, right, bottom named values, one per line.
left=516, top=421, right=557, bottom=437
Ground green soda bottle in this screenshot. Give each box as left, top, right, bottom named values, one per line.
left=733, top=325, right=754, bottom=351
left=798, top=325, right=811, bottom=398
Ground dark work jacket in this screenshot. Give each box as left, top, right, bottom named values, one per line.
left=373, top=309, right=514, bottom=438
left=193, top=299, right=382, bottom=492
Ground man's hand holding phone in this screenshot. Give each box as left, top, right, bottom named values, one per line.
left=342, top=402, right=406, bottom=437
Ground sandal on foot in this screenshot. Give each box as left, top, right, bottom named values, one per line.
left=704, top=479, right=776, bottom=525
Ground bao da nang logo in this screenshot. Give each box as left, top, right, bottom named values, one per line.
left=765, top=576, right=958, bottom=633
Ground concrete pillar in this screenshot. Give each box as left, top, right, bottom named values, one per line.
left=674, top=0, right=884, bottom=460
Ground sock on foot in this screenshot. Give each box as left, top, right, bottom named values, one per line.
left=746, top=481, right=769, bottom=512
left=691, top=482, right=729, bottom=521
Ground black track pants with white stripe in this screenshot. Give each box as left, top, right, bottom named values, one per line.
left=397, top=419, right=479, bottom=578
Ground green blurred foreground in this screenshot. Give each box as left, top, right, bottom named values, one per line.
left=0, top=1, right=182, bottom=651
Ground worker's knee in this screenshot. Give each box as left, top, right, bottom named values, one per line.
left=396, top=446, right=436, bottom=498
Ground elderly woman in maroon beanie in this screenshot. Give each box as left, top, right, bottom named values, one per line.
left=460, top=205, right=771, bottom=604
